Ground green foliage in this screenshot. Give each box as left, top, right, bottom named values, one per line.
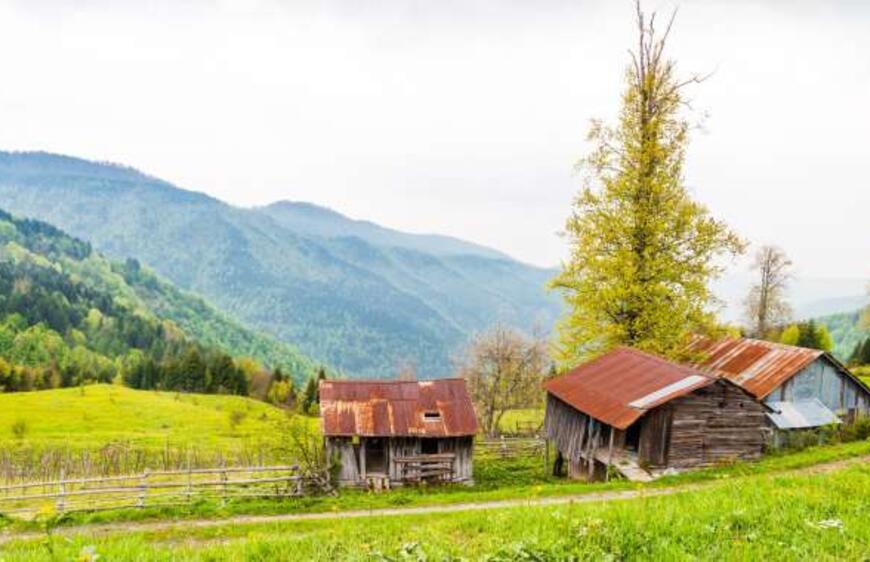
left=780, top=324, right=801, bottom=346
left=10, top=418, right=27, bottom=439
left=0, top=208, right=314, bottom=394
left=227, top=410, right=247, bottom=431
left=551, top=11, right=743, bottom=365
left=779, top=320, right=833, bottom=352
left=849, top=337, right=870, bottom=366
left=299, top=368, right=327, bottom=415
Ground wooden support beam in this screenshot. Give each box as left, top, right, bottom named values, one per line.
left=606, top=427, right=615, bottom=482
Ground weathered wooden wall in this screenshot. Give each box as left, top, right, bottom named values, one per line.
left=664, top=381, right=766, bottom=469
left=327, top=436, right=473, bottom=486
left=638, top=407, right=671, bottom=466
left=544, top=395, right=612, bottom=481
left=325, top=437, right=360, bottom=485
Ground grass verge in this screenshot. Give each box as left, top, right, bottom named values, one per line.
left=3, top=460, right=870, bottom=560
left=2, top=439, right=869, bottom=535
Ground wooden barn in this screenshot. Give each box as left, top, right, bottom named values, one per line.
left=543, top=348, right=767, bottom=482
left=689, top=337, right=870, bottom=436
left=319, top=378, right=478, bottom=488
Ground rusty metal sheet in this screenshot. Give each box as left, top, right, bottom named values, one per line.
left=543, top=347, right=716, bottom=430
left=319, top=379, right=479, bottom=437
left=688, top=337, right=823, bottom=399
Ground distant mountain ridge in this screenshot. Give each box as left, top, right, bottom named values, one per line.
left=258, top=201, right=511, bottom=260
left=0, top=151, right=561, bottom=377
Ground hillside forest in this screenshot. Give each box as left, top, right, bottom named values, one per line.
left=0, top=208, right=323, bottom=407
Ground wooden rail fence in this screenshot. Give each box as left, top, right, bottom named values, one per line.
left=475, top=437, right=547, bottom=459
left=0, top=465, right=302, bottom=517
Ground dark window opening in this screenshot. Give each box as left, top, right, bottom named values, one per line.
left=421, top=439, right=439, bottom=455
left=423, top=411, right=441, bottom=421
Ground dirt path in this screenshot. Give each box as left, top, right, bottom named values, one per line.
left=2, top=454, right=868, bottom=545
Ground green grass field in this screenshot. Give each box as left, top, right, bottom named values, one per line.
left=3, top=461, right=869, bottom=560
left=0, top=384, right=288, bottom=450
left=497, top=408, right=544, bottom=434
left=4, top=386, right=870, bottom=562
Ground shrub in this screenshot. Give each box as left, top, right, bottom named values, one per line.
left=11, top=419, right=27, bottom=440
left=228, top=410, right=247, bottom=431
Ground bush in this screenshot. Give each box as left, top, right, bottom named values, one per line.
left=228, top=410, right=247, bottom=431
left=11, top=418, right=27, bottom=440
left=840, top=416, right=870, bottom=442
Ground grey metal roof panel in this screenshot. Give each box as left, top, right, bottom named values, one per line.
left=765, top=399, right=841, bottom=429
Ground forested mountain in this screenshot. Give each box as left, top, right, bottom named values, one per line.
left=0, top=208, right=314, bottom=392
left=817, top=309, right=868, bottom=361
left=0, top=151, right=561, bottom=377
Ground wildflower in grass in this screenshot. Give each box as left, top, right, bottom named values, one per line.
left=807, top=518, right=844, bottom=531
left=77, top=545, right=101, bottom=562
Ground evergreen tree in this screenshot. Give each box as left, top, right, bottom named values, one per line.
left=781, top=320, right=833, bottom=353
left=315, top=367, right=326, bottom=402
left=860, top=338, right=870, bottom=365
left=301, top=375, right=318, bottom=414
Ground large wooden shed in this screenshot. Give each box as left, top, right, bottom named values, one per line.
left=543, top=348, right=767, bottom=481
left=319, top=378, right=478, bottom=488
left=689, top=337, right=870, bottom=431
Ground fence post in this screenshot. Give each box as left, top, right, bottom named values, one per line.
left=138, top=469, right=149, bottom=508
left=500, top=436, right=507, bottom=459
left=56, top=467, right=66, bottom=514
left=544, top=439, right=550, bottom=473
left=186, top=462, right=193, bottom=504
left=221, top=467, right=228, bottom=506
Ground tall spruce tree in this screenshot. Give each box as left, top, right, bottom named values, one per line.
left=551, top=2, right=744, bottom=364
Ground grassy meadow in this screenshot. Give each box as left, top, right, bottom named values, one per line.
left=3, top=461, right=870, bottom=560
left=496, top=408, right=544, bottom=434
left=0, top=384, right=289, bottom=450
left=4, top=384, right=870, bottom=561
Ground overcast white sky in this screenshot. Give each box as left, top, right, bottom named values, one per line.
left=1, top=0, right=869, bottom=280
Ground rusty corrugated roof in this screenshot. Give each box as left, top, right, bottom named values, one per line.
left=688, top=336, right=823, bottom=399
left=543, top=347, right=716, bottom=430
left=319, top=378, right=479, bottom=437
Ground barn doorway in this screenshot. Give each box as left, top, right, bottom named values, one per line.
left=365, top=438, right=387, bottom=474
left=625, top=422, right=641, bottom=452
left=420, top=439, right=439, bottom=455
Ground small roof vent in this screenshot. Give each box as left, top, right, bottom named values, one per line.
left=423, top=411, right=441, bottom=421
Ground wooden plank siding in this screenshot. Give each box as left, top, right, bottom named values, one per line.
left=664, top=381, right=766, bottom=469
left=638, top=406, right=672, bottom=466
left=327, top=436, right=473, bottom=487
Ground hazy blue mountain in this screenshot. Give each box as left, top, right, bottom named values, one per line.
left=0, top=151, right=561, bottom=377
left=259, top=201, right=510, bottom=260
left=795, top=296, right=870, bottom=321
